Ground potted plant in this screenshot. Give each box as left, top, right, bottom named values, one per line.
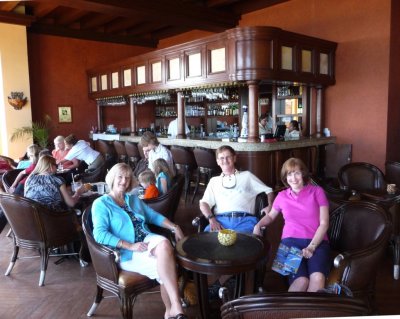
left=10, top=115, right=52, bottom=149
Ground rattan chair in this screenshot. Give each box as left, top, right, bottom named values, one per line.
left=82, top=207, right=158, bottom=319
left=385, top=160, right=400, bottom=280
left=220, top=291, right=369, bottom=319
left=0, top=193, right=84, bottom=286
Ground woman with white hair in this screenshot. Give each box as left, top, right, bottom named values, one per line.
left=52, top=135, right=78, bottom=169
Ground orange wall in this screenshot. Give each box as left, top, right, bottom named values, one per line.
left=27, top=0, right=391, bottom=169
left=155, top=0, right=391, bottom=169
left=27, top=34, right=152, bottom=144
left=238, top=0, right=390, bottom=169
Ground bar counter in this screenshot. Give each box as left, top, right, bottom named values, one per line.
left=92, top=133, right=335, bottom=188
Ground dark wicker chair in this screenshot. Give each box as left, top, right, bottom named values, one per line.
left=220, top=291, right=369, bottom=319
left=0, top=193, right=84, bottom=286
left=95, top=139, right=117, bottom=170
left=170, top=146, right=197, bottom=202
left=82, top=207, right=158, bottom=319
left=327, top=201, right=392, bottom=311
left=385, top=160, right=400, bottom=280
left=192, top=147, right=221, bottom=203
left=338, top=162, right=386, bottom=193
left=125, top=141, right=141, bottom=170
left=1, top=168, right=23, bottom=193
left=113, top=140, right=128, bottom=163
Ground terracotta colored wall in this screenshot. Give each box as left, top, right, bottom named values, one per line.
left=26, top=0, right=391, bottom=169
left=239, top=0, right=390, bottom=169
left=27, top=34, right=152, bottom=144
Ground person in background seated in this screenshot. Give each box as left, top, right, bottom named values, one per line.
left=199, top=145, right=274, bottom=234
left=254, top=158, right=330, bottom=292
left=153, top=158, right=172, bottom=195
left=52, top=135, right=78, bottom=169
left=167, top=118, right=190, bottom=138
left=133, top=146, right=150, bottom=178
left=9, top=144, right=40, bottom=195
left=62, top=134, right=104, bottom=171
left=258, top=113, right=273, bottom=136
left=16, top=144, right=40, bottom=169
left=92, top=163, right=187, bottom=319
left=0, top=156, right=14, bottom=173
left=138, top=170, right=159, bottom=199
left=140, top=131, right=175, bottom=177
left=24, top=155, right=86, bottom=212
left=287, top=120, right=301, bottom=138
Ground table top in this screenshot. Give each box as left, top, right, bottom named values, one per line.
left=175, top=232, right=268, bottom=276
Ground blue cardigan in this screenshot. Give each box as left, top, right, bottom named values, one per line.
left=92, top=194, right=166, bottom=262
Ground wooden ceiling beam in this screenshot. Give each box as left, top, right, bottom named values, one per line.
left=0, top=10, right=35, bottom=26
left=229, top=0, right=291, bottom=14
left=28, top=23, right=158, bottom=47
left=79, top=13, right=116, bottom=29
left=46, top=0, right=238, bottom=31
left=56, top=8, right=88, bottom=26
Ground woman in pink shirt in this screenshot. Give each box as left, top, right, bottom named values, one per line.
left=254, top=157, right=330, bottom=292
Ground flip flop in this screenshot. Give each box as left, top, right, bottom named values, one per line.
left=168, top=314, right=188, bottom=319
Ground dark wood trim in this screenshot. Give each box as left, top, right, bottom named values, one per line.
left=87, top=26, right=337, bottom=99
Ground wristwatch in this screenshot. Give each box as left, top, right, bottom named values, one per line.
left=206, top=213, right=215, bottom=220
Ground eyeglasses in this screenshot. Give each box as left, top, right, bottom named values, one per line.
left=217, top=155, right=234, bottom=162
left=221, top=170, right=238, bottom=189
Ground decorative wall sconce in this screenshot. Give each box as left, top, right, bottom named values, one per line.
left=8, top=92, right=28, bottom=110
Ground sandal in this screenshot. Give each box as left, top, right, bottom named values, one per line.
left=168, top=314, right=188, bottom=319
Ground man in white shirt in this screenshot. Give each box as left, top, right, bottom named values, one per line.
left=167, top=118, right=190, bottom=138
left=199, top=145, right=274, bottom=234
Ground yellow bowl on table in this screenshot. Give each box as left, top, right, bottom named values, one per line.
left=218, top=229, right=237, bottom=246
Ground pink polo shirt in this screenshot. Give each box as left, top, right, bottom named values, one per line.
left=273, top=184, right=329, bottom=240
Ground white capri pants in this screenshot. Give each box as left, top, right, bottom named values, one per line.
left=119, top=233, right=168, bottom=283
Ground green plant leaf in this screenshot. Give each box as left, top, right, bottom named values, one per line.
left=10, top=115, right=52, bottom=149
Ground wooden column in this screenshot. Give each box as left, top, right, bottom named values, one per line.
left=96, top=102, right=103, bottom=131
left=129, top=96, right=137, bottom=135
left=177, top=91, right=186, bottom=138
left=247, top=81, right=260, bottom=142
left=316, top=87, right=323, bottom=137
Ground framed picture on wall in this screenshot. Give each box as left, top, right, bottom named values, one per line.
left=58, top=105, right=72, bottom=123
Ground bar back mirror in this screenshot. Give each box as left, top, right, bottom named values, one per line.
left=111, top=72, right=119, bottom=89
left=210, top=48, right=226, bottom=73
left=101, top=74, right=108, bottom=91
left=301, top=49, right=312, bottom=73
left=123, top=68, right=132, bottom=87
left=281, top=46, right=293, bottom=71
left=152, top=61, right=162, bottom=83
left=188, top=52, right=201, bottom=77
left=137, top=65, right=146, bottom=85
left=168, top=58, right=180, bottom=80
left=91, top=76, right=98, bottom=92
left=320, top=53, right=329, bottom=75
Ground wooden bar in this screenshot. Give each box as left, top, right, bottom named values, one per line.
left=92, top=134, right=335, bottom=187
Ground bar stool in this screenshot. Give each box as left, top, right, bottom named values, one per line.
left=113, top=140, right=128, bottom=163
left=125, top=141, right=141, bottom=169
left=95, top=140, right=117, bottom=170
left=192, top=147, right=221, bottom=203
left=170, top=146, right=197, bottom=203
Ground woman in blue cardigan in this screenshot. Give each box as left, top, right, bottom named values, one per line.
left=92, top=163, right=187, bottom=319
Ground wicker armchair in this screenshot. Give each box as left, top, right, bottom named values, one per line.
left=0, top=193, right=84, bottom=286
